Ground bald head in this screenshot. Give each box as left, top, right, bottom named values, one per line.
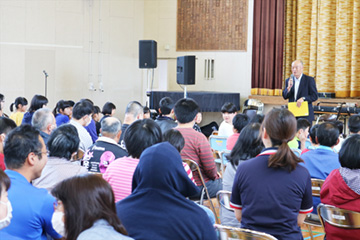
left=100, top=117, right=122, bottom=139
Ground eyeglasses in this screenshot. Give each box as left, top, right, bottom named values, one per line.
left=36, top=150, right=49, bottom=157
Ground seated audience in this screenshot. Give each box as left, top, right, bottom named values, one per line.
left=0, top=118, right=17, bottom=170
left=230, top=108, right=313, bottom=239
left=83, top=117, right=127, bottom=173
left=104, top=119, right=161, bottom=202
left=70, top=100, right=94, bottom=152
left=301, top=122, right=340, bottom=213
left=288, top=118, right=310, bottom=150
left=226, top=114, right=249, bottom=150
left=32, top=124, right=87, bottom=192
left=9, top=97, right=28, bottom=126
left=32, top=108, right=56, bottom=145
left=116, top=142, right=217, bottom=240
left=143, top=106, right=151, bottom=119
left=92, top=105, right=102, bottom=136
left=320, top=134, right=360, bottom=240
left=53, top=100, right=72, bottom=127
left=250, top=113, right=264, bottom=124
left=333, top=120, right=345, bottom=153
left=83, top=99, right=98, bottom=143
left=155, top=97, right=177, bottom=133
left=22, top=94, right=48, bottom=125
left=51, top=174, right=132, bottom=240
left=119, top=101, right=143, bottom=148
left=0, top=125, right=62, bottom=239
left=348, top=114, right=360, bottom=134
left=0, top=94, right=8, bottom=118
left=301, top=124, right=319, bottom=154
left=174, top=98, right=221, bottom=198
left=222, top=123, right=263, bottom=227
left=218, top=102, right=238, bottom=137
left=101, top=102, right=116, bottom=123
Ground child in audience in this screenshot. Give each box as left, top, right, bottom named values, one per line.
left=230, top=108, right=313, bottom=239
left=22, top=94, right=48, bottom=125
left=9, top=97, right=28, bottom=126
left=53, top=100, right=72, bottom=127
left=226, top=114, right=249, bottom=150
left=51, top=174, right=132, bottom=240
left=0, top=170, right=11, bottom=230
left=103, top=119, right=162, bottom=202
left=222, top=123, right=263, bottom=227
left=288, top=118, right=311, bottom=150
left=143, top=106, right=151, bottom=119
left=116, top=142, right=217, bottom=240
left=92, top=106, right=101, bottom=136
left=301, top=124, right=319, bottom=154
left=218, top=102, right=238, bottom=137
left=320, top=134, right=360, bottom=239
left=101, top=102, right=116, bottom=123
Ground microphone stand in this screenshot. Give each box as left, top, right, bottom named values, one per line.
left=43, top=70, right=48, bottom=97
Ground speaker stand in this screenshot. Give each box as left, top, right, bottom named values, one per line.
left=184, top=86, right=187, bottom=98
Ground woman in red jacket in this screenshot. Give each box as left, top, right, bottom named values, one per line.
left=320, top=134, right=360, bottom=240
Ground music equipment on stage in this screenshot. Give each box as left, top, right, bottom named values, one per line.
left=177, top=55, right=195, bottom=85
left=139, top=40, right=157, bottom=68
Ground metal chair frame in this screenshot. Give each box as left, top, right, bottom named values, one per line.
left=182, top=159, right=219, bottom=224
left=303, top=178, right=325, bottom=240
left=214, top=224, right=278, bottom=240
left=216, top=190, right=233, bottom=212
left=318, top=203, right=360, bottom=229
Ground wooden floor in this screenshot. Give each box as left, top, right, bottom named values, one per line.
left=203, top=198, right=325, bottom=239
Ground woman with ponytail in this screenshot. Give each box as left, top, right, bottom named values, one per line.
left=230, top=108, right=313, bottom=240
left=9, top=97, right=28, bottom=126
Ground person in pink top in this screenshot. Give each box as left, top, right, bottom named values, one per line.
left=226, top=114, right=249, bottom=150
left=103, top=119, right=162, bottom=202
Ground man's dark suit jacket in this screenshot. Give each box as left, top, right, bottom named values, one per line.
left=282, top=74, right=318, bottom=122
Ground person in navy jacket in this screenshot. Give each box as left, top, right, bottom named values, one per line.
left=283, top=60, right=318, bottom=123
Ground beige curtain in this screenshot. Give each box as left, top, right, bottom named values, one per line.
left=284, top=0, right=360, bottom=97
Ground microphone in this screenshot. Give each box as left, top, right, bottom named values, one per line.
left=43, top=70, right=48, bottom=77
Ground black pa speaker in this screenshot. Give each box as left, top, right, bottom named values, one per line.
left=139, top=40, right=157, bottom=68
left=177, top=55, right=195, bottom=85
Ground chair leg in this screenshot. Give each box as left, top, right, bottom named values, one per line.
left=199, top=188, right=205, bottom=205
left=307, top=225, right=314, bottom=240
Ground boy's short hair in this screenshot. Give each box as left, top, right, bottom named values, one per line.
left=296, top=118, right=310, bottom=132
left=232, top=114, right=249, bottom=133
left=159, top=97, right=174, bottom=115
left=309, top=124, right=319, bottom=144
left=221, top=102, right=237, bottom=113
left=317, top=122, right=339, bottom=147
left=348, top=114, right=360, bottom=133
left=174, top=98, right=199, bottom=124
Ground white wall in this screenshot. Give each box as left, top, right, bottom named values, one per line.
left=0, top=0, right=253, bottom=121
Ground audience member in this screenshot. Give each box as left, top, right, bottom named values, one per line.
left=52, top=174, right=132, bottom=240
left=222, top=123, right=263, bottom=226
left=116, top=142, right=217, bottom=240
left=22, top=94, right=48, bottom=125
left=226, top=114, right=249, bottom=150
left=0, top=94, right=8, bottom=118
left=32, top=108, right=56, bottom=145
left=250, top=113, right=264, bottom=124
left=143, top=106, right=151, bottom=119
left=92, top=105, right=101, bottom=136
left=333, top=120, right=345, bottom=153
left=9, top=97, right=28, bottom=126
left=101, top=102, right=116, bottom=123
left=70, top=100, right=94, bottom=152
left=348, top=114, right=360, bottom=134
left=288, top=118, right=311, bottom=150
left=230, top=108, right=313, bottom=239
left=174, top=98, right=221, bottom=198
left=104, top=119, right=161, bottom=202
left=119, top=101, right=143, bottom=148
left=301, top=122, right=340, bottom=213
left=53, top=100, right=72, bottom=127
left=83, top=99, right=98, bottom=143
left=155, top=97, right=177, bottom=133
left=83, top=117, right=127, bottom=173
left=301, top=124, right=319, bottom=154
left=218, top=102, right=237, bottom=137
left=320, top=134, right=360, bottom=239
left=0, top=118, right=16, bottom=170
left=0, top=125, right=62, bottom=239
left=32, top=124, right=87, bottom=192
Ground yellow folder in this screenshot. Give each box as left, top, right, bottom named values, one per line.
left=288, top=101, right=309, bottom=117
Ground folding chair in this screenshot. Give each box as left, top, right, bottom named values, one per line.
left=214, top=224, right=277, bottom=240
left=303, top=178, right=325, bottom=240
left=216, top=190, right=233, bottom=212
left=209, top=135, right=228, bottom=172
left=219, top=150, right=230, bottom=174
left=318, top=203, right=360, bottom=237
left=182, top=159, right=219, bottom=224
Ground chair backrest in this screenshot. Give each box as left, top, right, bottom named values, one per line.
left=216, top=190, right=233, bottom=212
left=311, top=178, right=325, bottom=197
left=214, top=224, right=278, bottom=240
left=318, top=203, right=360, bottom=229
left=209, top=135, right=228, bottom=152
